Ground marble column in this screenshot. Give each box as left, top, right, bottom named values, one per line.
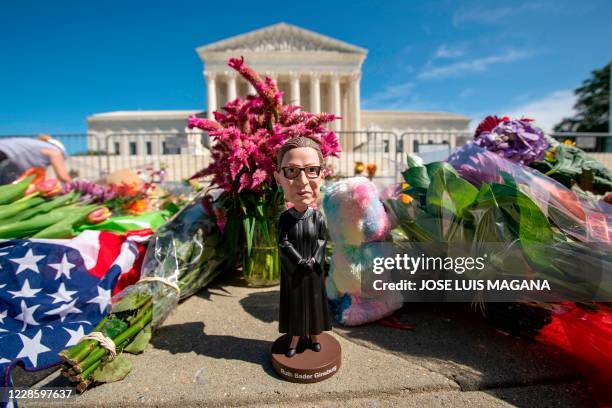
left=330, top=73, right=341, bottom=131
left=289, top=72, right=301, bottom=105
left=350, top=72, right=361, bottom=131
left=309, top=72, right=321, bottom=114
left=205, top=71, right=217, bottom=119
left=247, top=81, right=256, bottom=94
left=226, top=71, right=237, bottom=102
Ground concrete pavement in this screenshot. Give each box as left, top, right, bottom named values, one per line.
left=27, top=273, right=594, bottom=407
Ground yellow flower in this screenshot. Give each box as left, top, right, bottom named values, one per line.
left=401, top=182, right=412, bottom=204
left=354, top=161, right=365, bottom=174
left=563, top=139, right=576, bottom=146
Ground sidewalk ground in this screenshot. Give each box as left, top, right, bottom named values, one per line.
left=26, top=274, right=594, bottom=407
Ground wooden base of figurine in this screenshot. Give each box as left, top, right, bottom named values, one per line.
left=271, top=333, right=341, bottom=383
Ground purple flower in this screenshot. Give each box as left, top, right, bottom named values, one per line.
left=62, top=180, right=117, bottom=203
left=473, top=118, right=548, bottom=166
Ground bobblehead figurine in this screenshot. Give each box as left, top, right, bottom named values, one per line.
left=271, top=136, right=341, bottom=383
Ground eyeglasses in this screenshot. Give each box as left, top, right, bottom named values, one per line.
left=281, top=166, right=322, bottom=179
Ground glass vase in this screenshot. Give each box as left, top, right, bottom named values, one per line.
left=242, top=209, right=282, bottom=287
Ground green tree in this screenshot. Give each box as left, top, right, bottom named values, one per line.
left=554, top=62, right=610, bottom=133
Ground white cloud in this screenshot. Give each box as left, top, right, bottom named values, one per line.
left=467, top=90, right=576, bottom=132
left=418, top=50, right=531, bottom=80
left=362, top=82, right=416, bottom=109
left=434, top=44, right=465, bottom=59
left=504, top=89, right=576, bottom=132
left=453, top=2, right=545, bottom=26
left=458, top=88, right=475, bottom=98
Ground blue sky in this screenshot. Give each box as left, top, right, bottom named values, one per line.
left=0, top=0, right=609, bottom=133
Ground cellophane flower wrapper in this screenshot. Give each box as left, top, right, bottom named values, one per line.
left=111, top=192, right=227, bottom=329
left=385, top=151, right=612, bottom=302
left=448, top=143, right=612, bottom=243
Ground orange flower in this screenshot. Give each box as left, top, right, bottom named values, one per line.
left=14, top=168, right=47, bottom=186
left=366, top=163, right=377, bottom=178
left=110, top=182, right=143, bottom=197
left=401, top=182, right=412, bottom=204
left=123, top=198, right=150, bottom=215
left=87, top=207, right=112, bottom=224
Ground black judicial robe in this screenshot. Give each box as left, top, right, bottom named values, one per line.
left=278, top=207, right=332, bottom=336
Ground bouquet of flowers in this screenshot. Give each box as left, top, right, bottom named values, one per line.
left=470, top=115, right=612, bottom=196
left=59, top=193, right=230, bottom=392
left=187, top=56, right=341, bottom=284
left=472, top=115, right=548, bottom=165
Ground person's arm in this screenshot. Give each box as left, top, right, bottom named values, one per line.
left=41, top=148, right=71, bottom=183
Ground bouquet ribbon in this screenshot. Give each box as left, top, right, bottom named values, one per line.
left=139, top=276, right=181, bottom=295
left=79, top=332, right=117, bottom=360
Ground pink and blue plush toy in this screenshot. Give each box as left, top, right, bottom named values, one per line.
left=322, top=177, right=403, bottom=326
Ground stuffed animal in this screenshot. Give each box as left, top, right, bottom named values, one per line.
left=322, top=177, right=403, bottom=326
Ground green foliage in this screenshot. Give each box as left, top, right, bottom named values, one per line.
left=533, top=143, right=612, bottom=194
left=0, top=175, right=35, bottom=205
left=554, top=63, right=610, bottom=132
left=393, top=156, right=554, bottom=262
left=390, top=155, right=611, bottom=299
left=101, top=317, right=130, bottom=339
left=123, top=325, right=152, bottom=354
left=93, top=355, right=133, bottom=383
left=0, top=197, right=46, bottom=221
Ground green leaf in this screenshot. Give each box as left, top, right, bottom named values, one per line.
left=465, top=183, right=554, bottom=268
left=406, top=153, right=424, bottom=168
left=0, top=207, right=71, bottom=238
left=31, top=204, right=99, bottom=238
left=384, top=199, right=437, bottom=242
left=0, top=197, right=46, bottom=221
left=93, top=355, right=133, bottom=383
left=425, top=161, right=456, bottom=179
left=12, top=191, right=78, bottom=222
left=162, top=201, right=181, bottom=215
left=426, top=167, right=479, bottom=218
left=500, top=172, right=517, bottom=189
left=123, top=324, right=152, bottom=354
left=0, top=175, right=35, bottom=205
left=546, top=144, right=612, bottom=193
left=401, top=167, right=430, bottom=190
left=466, top=184, right=515, bottom=243
left=101, top=317, right=130, bottom=339
left=490, top=184, right=553, bottom=244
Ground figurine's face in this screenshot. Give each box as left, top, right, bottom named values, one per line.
left=274, top=147, right=323, bottom=212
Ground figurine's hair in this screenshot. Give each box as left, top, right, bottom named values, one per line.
left=276, top=136, right=324, bottom=168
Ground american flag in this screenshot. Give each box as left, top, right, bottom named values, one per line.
left=0, top=229, right=150, bottom=392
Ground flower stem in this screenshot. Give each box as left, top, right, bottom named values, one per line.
left=76, top=380, right=92, bottom=394
left=59, top=315, right=109, bottom=362
left=76, top=309, right=152, bottom=374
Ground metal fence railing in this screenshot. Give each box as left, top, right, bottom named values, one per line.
left=1, top=130, right=608, bottom=183
left=549, top=132, right=612, bottom=153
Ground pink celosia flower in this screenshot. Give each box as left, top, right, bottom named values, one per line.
left=238, top=173, right=252, bottom=193
left=188, top=56, right=342, bottom=201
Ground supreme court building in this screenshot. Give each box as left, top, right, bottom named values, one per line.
left=87, top=23, right=470, bottom=157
